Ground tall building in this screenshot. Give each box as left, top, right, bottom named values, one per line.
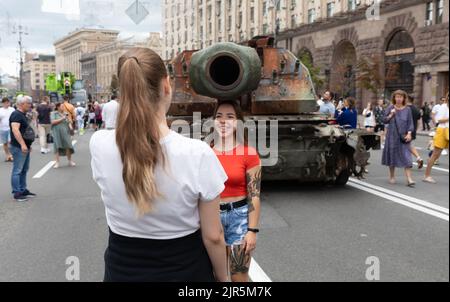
left=277, top=0, right=449, bottom=106
left=22, top=53, right=56, bottom=100
left=81, top=32, right=163, bottom=100
left=162, top=0, right=449, bottom=107
left=162, top=0, right=376, bottom=60
left=54, top=28, right=119, bottom=79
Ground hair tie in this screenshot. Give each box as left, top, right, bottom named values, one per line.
left=128, top=56, right=139, bottom=64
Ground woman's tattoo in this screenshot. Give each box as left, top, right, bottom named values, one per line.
left=246, top=168, right=261, bottom=213
left=229, top=244, right=251, bottom=275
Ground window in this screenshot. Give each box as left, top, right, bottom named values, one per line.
left=348, top=0, right=356, bottom=11
left=436, top=0, right=444, bottom=24
left=426, top=1, right=434, bottom=24
left=308, top=9, right=315, bottom=24
left=327, top=2, right=335, bottom=18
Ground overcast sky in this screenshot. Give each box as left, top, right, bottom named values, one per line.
left=0, top=0, right=162, bottom=77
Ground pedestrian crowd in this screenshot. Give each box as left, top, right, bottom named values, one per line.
left=316, top=90, right=449, bottom=186
left=0, top=48, right=447, bottom=282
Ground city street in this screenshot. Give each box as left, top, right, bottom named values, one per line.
left=0, top=130, right=448, bottom=282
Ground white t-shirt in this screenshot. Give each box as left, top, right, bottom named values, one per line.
left=90, top=130, right=228, bottom=240
left=102, top=100, right=119, bottom=129
left=76, top=106, right=86, bottom=121
left=434, top=104, right=449, bottom=128
left=0, top=107, right=15, bottom=131
left=363, top=109, right=376, bottom=127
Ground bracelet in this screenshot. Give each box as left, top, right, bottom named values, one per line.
left=248, top=228, right=260, bottom=233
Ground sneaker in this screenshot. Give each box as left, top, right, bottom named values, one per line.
left=22, top=190, right=37, bottom=198
left=14, top=193, right=28, bottom=202
left=442, top=149, right=448, bottom=156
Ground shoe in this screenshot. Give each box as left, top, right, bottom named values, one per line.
left=423, top=177, right=437, bottom=184
left=53, top=162, right=60, bottom=169
left=41, top=148, right=46, bottom=154
left=407, top=181, right=416, bottom=188
left=442, top=149, right=448, bottom=156
left=417, top=158, right=424, bottom=169
left=14, top=193, right=28, bottom=202
left=22, top=190, right=37, bottom=198
left=69, top=161, right=76, bottom=167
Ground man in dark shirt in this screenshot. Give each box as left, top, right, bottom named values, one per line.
left=407, top=96, right=424, bottom=169
left=37, top=97, right=52, bottom=154
left=9, top=95, right=37, bottom=202
left=421, top=102, right=431, bottom=131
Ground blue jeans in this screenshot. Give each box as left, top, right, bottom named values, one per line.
left=10, top=144, right=30, bottom=195
left=77, top=119, right=84, bottom=131
left=220, top=204, right=249, bottom=246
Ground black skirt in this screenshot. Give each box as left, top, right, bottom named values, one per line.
left=104, top=228, right=215, bottom=282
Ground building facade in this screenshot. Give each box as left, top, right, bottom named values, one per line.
left=278, top=0, right=449, bottom=107
left=162, top=0, right=376, bottom=60
left=22, top=53, right=56, bottom=100
left=80, top=53, right=97, bottom=100
left=163, top=0, right=449, bottom=107
left=54, top=28, right=119, bottom=79
left=81, top=32, right=163, bottom=100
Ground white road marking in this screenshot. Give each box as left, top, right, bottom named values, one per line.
left=32, top=140, right=79, bottom=179
left=350, top=178, right=449, bottom=214
left=413, top=162, right=449, bottom=173
left=32, top=161, right=56, bottom=179
left=348, top=181, right=449, bottom=222
left=249, top=257, right=272, bottom=282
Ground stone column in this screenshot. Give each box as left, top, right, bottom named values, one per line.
left=430, top=71, right=439, bottom=104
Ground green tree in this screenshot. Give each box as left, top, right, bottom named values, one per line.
left=356, top=55, right=397, bottom=99
left=297, top=50, right=324, bottom=92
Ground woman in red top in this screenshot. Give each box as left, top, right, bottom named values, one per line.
left=212, top=100, right=261, bottom=282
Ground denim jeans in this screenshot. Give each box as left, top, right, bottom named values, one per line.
left=220, top=204, right=249, bottom=246
left=77, top=119, right=84, bottom=131
left=10, top=144, right=30, bottom=195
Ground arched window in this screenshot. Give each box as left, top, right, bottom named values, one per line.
left=384, top=30, right=415, bottom=95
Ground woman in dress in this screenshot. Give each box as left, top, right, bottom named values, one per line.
left=51, top=102, right=75, bottom=168
left=382, top=90, right=415, bottom=187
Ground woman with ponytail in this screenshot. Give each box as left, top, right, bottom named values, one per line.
left=90, top=48, right=228, bottom=282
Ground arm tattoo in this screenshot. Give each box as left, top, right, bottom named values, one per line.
left=246, top=168, right=261, bottom=213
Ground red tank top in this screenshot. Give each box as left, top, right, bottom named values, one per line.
left=213, top=145, right=260, bottom=198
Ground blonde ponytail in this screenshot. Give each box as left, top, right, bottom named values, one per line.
left=116, top=48, right=168, bottom=215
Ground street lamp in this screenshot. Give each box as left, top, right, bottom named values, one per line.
left=12, top=24, right=29, bottom=92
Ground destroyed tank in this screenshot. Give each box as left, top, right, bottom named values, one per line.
left=166, top=36, right=380, bottom=185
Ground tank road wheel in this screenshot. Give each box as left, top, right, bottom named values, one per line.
left=335, top=151, right=351, bottom=186
left=335, top=168, right=350, bottom=186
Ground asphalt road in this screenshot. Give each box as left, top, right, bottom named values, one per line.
left=0, top=130, right=448, bottom=282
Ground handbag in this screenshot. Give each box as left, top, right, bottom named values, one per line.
left=23, top=125, right=36, bottom=143
left=393, top=115, right=408, bottom=144
left=46, top=133, right=54, bottom=144
left=68, top=121, right=75, bottom=136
